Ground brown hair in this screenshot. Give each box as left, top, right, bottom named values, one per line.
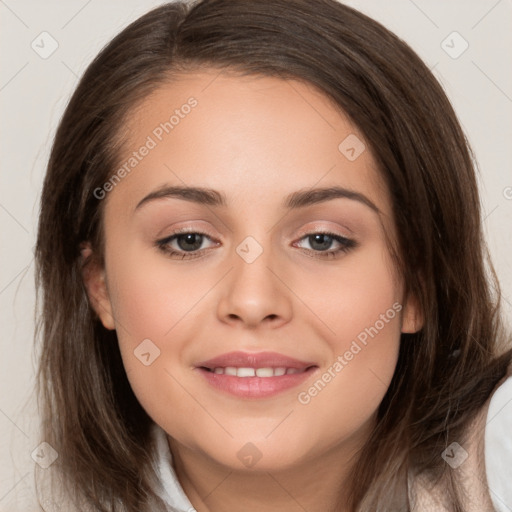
left=35, top=0, right=512, bottom=510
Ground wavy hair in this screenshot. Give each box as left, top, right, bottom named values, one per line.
left=35, top=0, right=512, bottom=510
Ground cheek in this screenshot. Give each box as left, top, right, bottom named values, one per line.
left=106, top=244, right=212, bottom=342
left=297, top=243, right=402, bottom=353
left=103, top=244, right=219, bottom=420
left=292, top=247, right=402, bottom=429
left=296, top=313, right=401, bottom=425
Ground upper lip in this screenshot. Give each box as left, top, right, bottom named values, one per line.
left=195, top=351, right=317, bottom=370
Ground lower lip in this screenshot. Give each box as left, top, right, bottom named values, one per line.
left=196, top=367, right=317, bottom=398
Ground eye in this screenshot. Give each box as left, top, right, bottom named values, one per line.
left=156, top=229, right=218, bottom=259
left=294, top=232, right=357, bottom=259
left=155, top=229, right=357, bottom=261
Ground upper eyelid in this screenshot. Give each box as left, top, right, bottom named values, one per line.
left=154, top=215, right=356, bottom=240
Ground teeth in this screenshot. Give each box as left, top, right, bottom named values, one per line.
left=210, top=366, right=304, bottom=377
left=255, top=367, right=274, bottom=377
left=237, top=367, right=255, bottom=377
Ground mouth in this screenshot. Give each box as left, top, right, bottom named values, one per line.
left=194, top=351, right=318, bottom=399
left=201, top=366, right=311, bottom=377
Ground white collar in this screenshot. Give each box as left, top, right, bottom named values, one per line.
left=150, top=423, right=196, bottom=512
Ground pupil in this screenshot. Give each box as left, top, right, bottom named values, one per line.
left=178, top=234, right=203, bottom=251
left=310, top=234, right=332, bottom=251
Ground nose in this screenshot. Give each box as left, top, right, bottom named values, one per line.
left=216, top=243, right=293, bottom=329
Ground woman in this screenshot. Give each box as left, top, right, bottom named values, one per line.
left=35, top=0, right=512, bottom=510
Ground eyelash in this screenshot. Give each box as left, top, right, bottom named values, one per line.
left=155, top=228, right=357, bottom=260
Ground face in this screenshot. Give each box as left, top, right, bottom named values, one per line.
left=85, top=70, right=420, bottom=473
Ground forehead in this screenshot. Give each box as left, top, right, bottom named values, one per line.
left=108, top=69, right=391, bottom=218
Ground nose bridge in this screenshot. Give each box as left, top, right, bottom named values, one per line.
left=216, top=233, right=293, bottom=327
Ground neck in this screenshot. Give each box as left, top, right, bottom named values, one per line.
left=167, top=423, right=373, bottom=512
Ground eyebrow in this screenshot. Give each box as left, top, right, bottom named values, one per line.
left=135, top=185, right=380, bottom=213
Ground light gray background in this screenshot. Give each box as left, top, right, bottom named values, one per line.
left=1, top=0, right=511, bottom=510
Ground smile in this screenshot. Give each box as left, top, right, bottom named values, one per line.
left=204, top=366, right=308, bottom=377
left=195, top=351, right=318, bottom=398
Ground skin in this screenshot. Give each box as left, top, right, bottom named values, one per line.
left=84, top=70, right=422, bottom=512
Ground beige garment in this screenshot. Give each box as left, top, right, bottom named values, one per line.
left=410, top=362, right=512, bottom=512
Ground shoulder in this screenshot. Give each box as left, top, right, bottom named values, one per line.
left=410, top=360, right=512, bottom=511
